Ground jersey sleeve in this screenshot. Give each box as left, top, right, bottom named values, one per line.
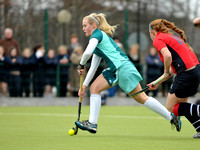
left=80, top=38, right=98, bottom=65
left=90, top=29, right=103, bottom=43
left=153, top=39, right=167, bottom=52
left=83, top=54, right=102, bottom=86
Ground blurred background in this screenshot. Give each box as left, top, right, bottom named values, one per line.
left=0, top=0, right=200, bottom=102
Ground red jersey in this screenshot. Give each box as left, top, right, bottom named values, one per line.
left=153, top=32, right=199, bottom=74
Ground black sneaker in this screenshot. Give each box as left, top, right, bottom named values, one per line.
left=170, top=113, right=182, bottom=132
left=75, top=120, right=97, bottom=134
left=193, top=132, right=200, bottom=138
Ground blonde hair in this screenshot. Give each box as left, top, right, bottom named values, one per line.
left=84, top=13, right=118, bottom=37
left=149, top=19, right=193, bottom=51
left=58, top=45, right=68, bottom=54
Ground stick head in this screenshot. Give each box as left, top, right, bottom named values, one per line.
left=73, top=126, right=78, bottom=135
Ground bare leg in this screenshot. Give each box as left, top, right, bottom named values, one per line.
left=1, top=82, right=7, bottom=96
left=166, top=93, right=188, bottom=112
left=89, top=74, right=111, bottom=124
left=167, top=93, right=200, bottom=135
left=128, top=83, right=149, bottom=104
left=90, top=74, right=111, bottom=94
left=128, top=83, right=172, bottom=120
left=45, top=85, right=52, bottom=97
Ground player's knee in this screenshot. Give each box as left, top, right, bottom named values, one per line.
left=90, top=84, right=100, bottom=94
left=166, top=105, right=174, bottom=113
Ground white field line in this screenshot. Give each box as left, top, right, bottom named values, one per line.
left=0, top=112, right=187, bottom=120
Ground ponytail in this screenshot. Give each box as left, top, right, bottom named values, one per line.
left=149, top=19, right=193, bottom=51
left=84, top=13, right=118, bottom=37
left=162, top=20, right=187, bottom=43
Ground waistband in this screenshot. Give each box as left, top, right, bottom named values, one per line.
left=185, top=66, right=196, bottom=71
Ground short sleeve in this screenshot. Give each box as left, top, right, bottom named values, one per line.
left=90, top=29, right=103, bottom=43
left=153, top=39, right=167, bottom=52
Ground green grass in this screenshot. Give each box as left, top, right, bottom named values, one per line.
left=0, top=106, right=199, bottom=150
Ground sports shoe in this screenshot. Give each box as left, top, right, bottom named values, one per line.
left=193, top=132, right=200, bottom=138
left=75, top=120, right=97, bottom=134
left=170, top=113, right=182, bottom=132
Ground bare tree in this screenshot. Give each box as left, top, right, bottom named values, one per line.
left=0, top=0, right=199, bottom=57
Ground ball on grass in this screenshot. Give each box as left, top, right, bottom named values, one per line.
left=68, top=129, right=75, bottom=136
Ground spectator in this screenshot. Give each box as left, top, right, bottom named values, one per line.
left=0, top=46, right=7, bottom=97
left=69, top=46, right=83, bottom=97
left=113, top=36, right=125, bottom=52
left=145, top=47, right=162, bottom=97
left=5, top=48, right=22, bottom=97
left=68, top=34, right=82, bottom=56
left=32, top=45, right=45, bottom=97
left=128, top=44, right=141, bottom=73
left=20, top=48, right=34, bottom=97
left=44, top=49, right=57, bottom=98
left=0, top=28, right=20, bottom=56
left=56, top=45, right=70, bottom=97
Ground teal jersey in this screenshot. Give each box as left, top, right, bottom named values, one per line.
left=90, top=29, right=129, bottom=72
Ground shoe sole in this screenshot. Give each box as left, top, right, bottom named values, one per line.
left=75, top=122, right=97, bottom=134
left=193, top=136, right=200, bottom=138
left=175, top=116, right=182, bottom=132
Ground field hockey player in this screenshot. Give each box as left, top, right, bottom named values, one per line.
left=75, top=13, right=181, bottom=134
left=148, top=19, right=200, bottom=138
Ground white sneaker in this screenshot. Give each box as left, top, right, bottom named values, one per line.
left=193, top=132, right=200, bottom=138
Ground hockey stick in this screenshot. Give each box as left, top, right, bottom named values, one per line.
left=69, top=74, right=84, bottom=135
left=129, top=76, right=165, bottom=97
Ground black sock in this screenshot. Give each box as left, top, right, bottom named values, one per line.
left=185, top=115, right=200, bottom=132
left=177, top=103, right=200, bottom=132
left=178, top=103, right=200, bottom=117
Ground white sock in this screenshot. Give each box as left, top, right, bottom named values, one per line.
left=144, top=97, right=172, bottom=120
left=89, top=94, right=101, bottom=124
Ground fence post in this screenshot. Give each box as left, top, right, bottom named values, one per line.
left=56, top=64, right=60, bottom=97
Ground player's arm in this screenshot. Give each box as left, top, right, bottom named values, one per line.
left=79, top=38, right=98, bottom=66
left=78, top=54, right=101, bottom=98
left=147, top=47, right=173, bottom=90
left=83, top=54, right=101, bottom=87
left=77, top=38, right=98, bottom=75
left=77, top=38, right=100, bottom=98
left=160, top=47, right=172, bottom=77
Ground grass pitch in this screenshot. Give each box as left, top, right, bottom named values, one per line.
left=0, top=106, right=199, bottom=150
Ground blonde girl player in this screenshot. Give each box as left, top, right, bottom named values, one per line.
left=75, top=13, right=181, bottom=134
left=148, top=19, right=200, bottom=138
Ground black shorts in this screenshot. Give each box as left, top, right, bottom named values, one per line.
left=45, top=75, right=56, bottom=86
left=169, top=65, right=200, bottom=98
left=0, top=73, right=7, bottom=82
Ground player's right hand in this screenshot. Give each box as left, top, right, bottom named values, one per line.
left=77, top=69, right=85, bottom=76
left=163, top=72, right=171, bottom=79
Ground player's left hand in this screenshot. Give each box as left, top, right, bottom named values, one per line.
left=77, top=64, right=85, bottom=76
left=147, top=82, right=159, bottom=90
left=78, top=85, right=86, bottom=98
left=77, top=69, right=85, bottom=76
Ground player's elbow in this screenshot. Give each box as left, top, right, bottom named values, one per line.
left=83, top=52, right=92, bottom=59
left=164, top=53, right=172, bottom=62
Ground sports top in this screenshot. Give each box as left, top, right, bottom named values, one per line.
left=153, top=32, right=199, bottom=74
left=90, top=29, right=129, bottom=71
left=80, top=29, right=130, bottom=86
